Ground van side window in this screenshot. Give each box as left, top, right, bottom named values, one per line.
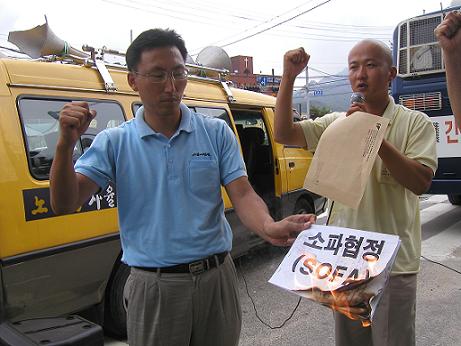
left=19, top=98, right=125, bottom=180
left=132, top=102, right=142, bottom=116
left=194, top=107, right=232, bottom=127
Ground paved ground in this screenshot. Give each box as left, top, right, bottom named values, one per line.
left=106, top=195, right=461, bottom=346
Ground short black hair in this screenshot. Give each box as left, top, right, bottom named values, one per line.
left=125, top=28, right=188, bottom=71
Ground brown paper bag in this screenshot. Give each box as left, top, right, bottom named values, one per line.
left=304, top=111, right=390, bottom=209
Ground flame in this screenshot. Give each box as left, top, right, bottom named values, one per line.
left=294, top=251, right=376, bottom=327
left=328, top=277, right=371, bottom=327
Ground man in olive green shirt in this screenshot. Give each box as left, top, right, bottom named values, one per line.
left=274, top=40, right=437, bottom=346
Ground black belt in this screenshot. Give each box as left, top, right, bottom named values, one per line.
left=134, top=251, right=228, bottom=275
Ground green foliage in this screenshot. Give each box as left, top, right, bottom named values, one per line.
left=309, top=105, right=331, bottom=119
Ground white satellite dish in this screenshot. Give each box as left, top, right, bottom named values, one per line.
left=196, top=46, right=231, bottom=71
left=186, top=54, right=195, bottom=64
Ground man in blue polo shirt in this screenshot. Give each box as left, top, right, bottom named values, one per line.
left=50, top=28, right=315, bottom=346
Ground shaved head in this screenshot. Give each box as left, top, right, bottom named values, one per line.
left=349, top=39, right=393, bottom=67
left=347, top=38, right=397, bottom=111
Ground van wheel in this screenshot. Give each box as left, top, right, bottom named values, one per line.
left=104, top=262, right=130, bottom=339
left=294, top=198, right=314, bottom=215
left=448, top=194, right=461, bottom=205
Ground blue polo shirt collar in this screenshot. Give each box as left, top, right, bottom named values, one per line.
left=135, top=103, right=194, bottom=139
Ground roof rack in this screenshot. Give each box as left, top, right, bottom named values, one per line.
left=186, top=63, right=234, bottom=102
left=7, top=22, right=235, bottom=100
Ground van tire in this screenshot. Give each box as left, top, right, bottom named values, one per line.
left=294, top=198, right=314, bottom=215
left=448, top=194, right=461, bottom=205
left=104, top=262, right=130, bottom=338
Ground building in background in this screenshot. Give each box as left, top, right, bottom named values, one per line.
left=229, top=55, right=351, bottom=116
left=230, top=55, right=281, bottom=96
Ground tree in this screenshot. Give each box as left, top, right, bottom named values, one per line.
left=310, top=105, right=331, bottom=119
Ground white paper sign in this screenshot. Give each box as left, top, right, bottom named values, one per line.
left=269, top=224, right=400, bottom=323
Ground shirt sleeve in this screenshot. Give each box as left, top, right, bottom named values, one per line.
left=404, top=112, right=438, bottom=174
left=299, top=112, right=342, bottom=151
left=217, top=122, right=247, bottom=186
left=74, top=130, right=116, bottom=189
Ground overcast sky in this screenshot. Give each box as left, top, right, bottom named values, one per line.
left=0, top=0, right=458, bottom=79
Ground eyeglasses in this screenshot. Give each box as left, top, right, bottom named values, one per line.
left=133, top=69, right=189, bottom=83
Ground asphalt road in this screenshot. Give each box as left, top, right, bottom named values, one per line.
left=106, top=195, right=461, bottom=346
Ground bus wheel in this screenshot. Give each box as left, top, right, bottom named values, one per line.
left=448, top=194, right=461, bottom=205
left=294, top=198, right=314, bottom=215
left=104, top=262, right=130, bottom=339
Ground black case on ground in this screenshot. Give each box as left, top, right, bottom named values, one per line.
left=0, top=315, right=103, bottom=346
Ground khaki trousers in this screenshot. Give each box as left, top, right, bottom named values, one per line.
left=334, top=274, right=417, bottom=346
left=124, top=255, right=241, bottom=346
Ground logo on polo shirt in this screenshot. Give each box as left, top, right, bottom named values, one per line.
left=192, top=152, right=211, bottom=157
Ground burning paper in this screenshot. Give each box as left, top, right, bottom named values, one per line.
left=269, top=224, right=400, bottom=326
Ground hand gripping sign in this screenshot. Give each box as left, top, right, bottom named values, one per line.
left=269, top=224, right=400, bottom=326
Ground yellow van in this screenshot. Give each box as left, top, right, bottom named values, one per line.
left=0, top=25, right=325, bottom=337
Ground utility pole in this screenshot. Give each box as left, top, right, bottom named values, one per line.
left=305, top=67, right=310, bottom=118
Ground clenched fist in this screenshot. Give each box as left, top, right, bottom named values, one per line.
left=282, top=47, right=310, bottom=81
left=435, top=10, right=461, bottom=52
left=58, top=102, right=97, bottom=148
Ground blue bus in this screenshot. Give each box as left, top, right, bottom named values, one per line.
left=391, top=3, right=461, bottom=205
